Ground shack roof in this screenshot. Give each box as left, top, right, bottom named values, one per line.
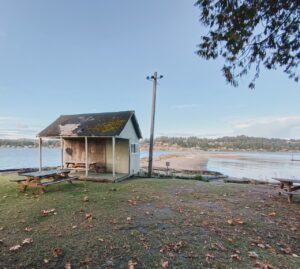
left=38, top=111, right=142, bottom=138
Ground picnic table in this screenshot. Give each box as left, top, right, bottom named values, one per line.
left=66, top=162, right=96, bottom=169
left=11, top=169, right=78, bottom=193
left=273, top=177, right=300, bottom=203
left=65, top=162, right=105, bottom=173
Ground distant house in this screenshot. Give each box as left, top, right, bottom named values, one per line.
left=38, top=111, right=142, bottom=182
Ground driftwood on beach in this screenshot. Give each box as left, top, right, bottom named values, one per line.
left=223, top=177, right=279, bottom=185
left=139, top=167, right=227, bottom=181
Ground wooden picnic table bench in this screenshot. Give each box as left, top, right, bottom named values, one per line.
left=65, top=162, right=106, bottom=173
left=11, top=169, right=78, bottom=193
left=272, top=177, right=300, bottom=203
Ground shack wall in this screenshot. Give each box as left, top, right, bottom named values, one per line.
left=119, top=119, right=140, bottom=174
left=64, top=138, right=106, bottom=165
left=106, top=139, right=129, bottom=174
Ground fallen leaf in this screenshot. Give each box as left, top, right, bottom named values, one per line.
left=268, top=212, right=276, bottom=217
left=280, top=246, right=292, bottom=254
left=255, top=260, right=276, bottom=269
left=42, top=208, right=56, bottom=217
left=22, top=238, right=33, bottom=245
left=161, top=260, right=169, bottom=268
left=187, top=251, right=197, bottom=258
left=212, top=242, right=227, bottom=252
left=127, top=198, right=137, bottom=206
left=235, top=218, right=244, bottom=225
left=227, top=218, right=245, bottom=225
left=248, top=251, right=259, bottom=259
left=178, top=208, right=184, bottom=214
left=64, top=262, right=71, bottom=269
left=231, top=254, right=241, bottom=260
left=160, top=241, right=187, bottom=253
left=202, top=220, right=209, bottom=227
left=227, top=219, right=234, bottom=225
left=257, top=243, right=265, bottom=249
left=24, top=227, right=33, bottom=232
left=9, top=244, right=21, bottom=251
left=84, top=257, right=92, bottom=264
left=128, top=260, right=137, bottom=269
left=85, top=213, right=93, bottom=221
left=53, top=247, right=62, bottom=257
left=205, top=253, right=214, bottom=261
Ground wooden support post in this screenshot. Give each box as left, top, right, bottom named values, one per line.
left=128, top=140, right=131, bottom=175
left=85, top=137, right=88, bottom=177
left=39, top=137, right=42, bottom=172
left=60, top=137, right=64, bottom=169
left=112, top=136, right=115, bottom=180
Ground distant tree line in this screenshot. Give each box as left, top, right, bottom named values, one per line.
left=2, top=136, right=300, bottom=151
left=142, top=135, right=300, bottom=152
left=0, top=139, right=60, bottom=148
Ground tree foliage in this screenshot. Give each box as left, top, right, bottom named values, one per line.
left=0, top=139, right=60, bottom=148
left=195, top=0, right=300, bottom=88
left=143, top=135, right=300, bottom=151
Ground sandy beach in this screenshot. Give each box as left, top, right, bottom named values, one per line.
left=140, top=151, right=242, bottom=171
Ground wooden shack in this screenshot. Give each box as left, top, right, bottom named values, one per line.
left=38, top=111, right=142, bottom=181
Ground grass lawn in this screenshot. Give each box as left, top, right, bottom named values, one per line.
left=0, top=173, right=299, bottom=269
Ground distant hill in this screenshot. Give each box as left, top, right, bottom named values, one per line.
left=0, top=139, right=60, bottom=148
left=2, top=136, right=300, bottom=152
left=141, top=135, right=300, bottom=152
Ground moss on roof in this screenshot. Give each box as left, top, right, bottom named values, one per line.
left=88, top=118, right=127, bottom=134
left=38, top=111, right=142, bottom=138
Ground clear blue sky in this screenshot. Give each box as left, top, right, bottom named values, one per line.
left=0, top=0, right=299, bottom=139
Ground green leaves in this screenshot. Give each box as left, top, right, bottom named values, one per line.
left=195, top=0, right=300, bottom=88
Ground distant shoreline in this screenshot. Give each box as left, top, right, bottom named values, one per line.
left=2, top=135, right=300, bottom=152
left=1, top=146, right=299, bottom=153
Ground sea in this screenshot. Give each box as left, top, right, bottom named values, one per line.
left=1, top=148, right=300, bottom=181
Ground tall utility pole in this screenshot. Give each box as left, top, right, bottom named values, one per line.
left=147, top=72, right=163, bottom=177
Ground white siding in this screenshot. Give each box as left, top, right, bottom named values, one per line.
left=106, top=139, right=129, bottom=174
left=119, top=118, right=139, bottom=140
left=118, top=118, right=140, bottom=175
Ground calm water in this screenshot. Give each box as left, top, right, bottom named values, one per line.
left=207, top=151, right=300, bottom=181
left=1, top=148, right=300, bottom=181
left=0, top=148, right=182, bottom=169
left=0, top=148, right=61, bottom=170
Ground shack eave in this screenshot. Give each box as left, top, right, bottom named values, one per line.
left=38, top=110, right=142, bottom=138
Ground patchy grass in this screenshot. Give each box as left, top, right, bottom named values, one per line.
left=0, top=173, right=299, bottom=269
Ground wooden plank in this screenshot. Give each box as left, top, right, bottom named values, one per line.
left=85, top=136, right=88, bottom=177
left=67, top=176, right=79, bottom=180
left=273, top=177, right=300, bottom=184
left=112, top=136, right=115, bottom=180
left=39, top=137, right=42, bottom=172
left=10, top=179, right=26, bottom=182
left=61, top=137, right=64, bottom=169
left=284, top=192, right=300, bottom=196
left=21, top=169, right=70, bottom=178
left=42, top=180, right=67, bottom=186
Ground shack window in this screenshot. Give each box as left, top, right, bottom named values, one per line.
left=131, top=143, right=139, bottom=154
